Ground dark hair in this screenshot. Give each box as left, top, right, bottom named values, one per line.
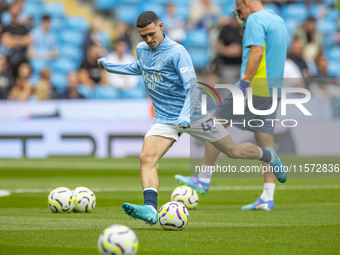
left=42, top=15, right=51, bottom=22
left=136, top=11, right=159, bottom=28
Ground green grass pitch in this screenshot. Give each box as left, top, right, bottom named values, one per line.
left=0, top=156, right=339, bottom=254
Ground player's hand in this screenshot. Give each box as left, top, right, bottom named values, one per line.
left=239, top=79, right=250, bottom=96
left=97, top=59, right=104, bottom=69
left=232, top=9, right=246, bottom=28
left=178, top=125, right=187, bottom=129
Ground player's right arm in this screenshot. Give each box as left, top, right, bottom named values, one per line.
left=97, top=58, right=142, bottom=76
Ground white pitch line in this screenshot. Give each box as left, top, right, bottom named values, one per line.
left=7, top=184, right=340, bottom=194
left=0, top=190, right=11, bottom=197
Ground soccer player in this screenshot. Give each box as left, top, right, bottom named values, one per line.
left=97, top=11, right=286, bottom=225
left=175, top=0, right=288, bottom=211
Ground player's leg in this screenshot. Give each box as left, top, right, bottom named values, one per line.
left=242, top=132, right=276, bottom=211
left=123, top=124, right=179, bottom=225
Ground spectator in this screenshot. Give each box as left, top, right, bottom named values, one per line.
left=8, top=60, right=33, bottom=100
left=309, top=54, right=340, bottom=98
left=214, top=16, right=243, bottom=84
left=1, top=0, right=33, bottom=29
left=83, top=16, right=111, bottom=55
left=0, top=0, right=32, bottom=65
left=106, top=39, right=138, bottom=90
left=289, top=38, right=311, bottom=79
left=293, top=17, right=323, bottom=61
left=28, top=15, right=57, bottom=62
left=35, top=68, right=52, bottom=101
left=113, top=22, right=133, bottom=51
left=79, top=43, right=108, bottom=88
left=163, top=3, right=186, bottom=43
left=0, top=54, right=13, bottom=99
left=56, top=71, right=85, bottom=99
left=188, top=0, right=220, bottom=30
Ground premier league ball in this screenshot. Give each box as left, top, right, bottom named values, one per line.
left=72, top=187, right=96, bottom=213
left=171, top=185, right=199, bottom=209
left=48, top=187, right=73, bottom=213
left=158, top=201, right=189, bottom=231
left=97, top=224, right=138, bottom=255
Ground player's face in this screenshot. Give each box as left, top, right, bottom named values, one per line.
left=137, top=21, right=164, bottom=48
left=236, top=0, right=251, bottom=21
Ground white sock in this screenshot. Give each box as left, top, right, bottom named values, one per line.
left=143, top=188, right=158, bottom=193
left=198, top=164, right=212, bottom=183
left=260, top=183, right=275, bottom=201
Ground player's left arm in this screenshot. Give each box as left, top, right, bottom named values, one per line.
left=173, top=47, right=197, bottom=129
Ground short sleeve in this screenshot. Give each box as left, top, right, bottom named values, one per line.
left=244, top=15, right=265, bottom=48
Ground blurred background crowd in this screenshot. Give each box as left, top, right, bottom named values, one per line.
left=0, top=0, right=339, bottom=102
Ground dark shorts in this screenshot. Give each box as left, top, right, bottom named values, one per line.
left=214, top=93, right=280, bottom=135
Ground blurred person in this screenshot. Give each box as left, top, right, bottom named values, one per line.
left=176, top=0, right=289, bottom=211
left=56, top=71, right=85, bottom=99
left=0, top=0, right=32, bottom=65
left=0, top=54, right=13, bottom=99
left=28, top=15, right=57, bottom=61
left=113, top=23, right=132, bottom=52
left=83, top=16, right=111, bottom=55
left=79, top=43, right=108, bottom=88
left=289, top=38, right=311, bottom=79
left=35, top=68, right=52, bottom=101
left=215, top=16, right=243, bottom=84
left=293, top=17, right=323, bottom=61
left=98, top=11, right=286, bottom=225
left=309, top=54, right=340, bottom=98
left=8, top=60, right=33, bottom=100
left=106, top=38, right=138, bottom=90
left=1, top=0, right=33, bottom=29
left=188, top=0, right=220, bottom=30
left=163, top=3, right=186, bottom=43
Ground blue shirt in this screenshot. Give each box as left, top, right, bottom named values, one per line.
left=241, top=9, right=288, bottom=97
left=30, top=27, right=57, bottom=57
left=99, top=34, right=198, bottom=127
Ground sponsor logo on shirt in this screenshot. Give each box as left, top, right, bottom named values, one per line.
left=180, top=66, right=194, bottom=73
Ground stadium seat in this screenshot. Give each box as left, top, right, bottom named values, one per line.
left=51, top=17, right=65, bottom=32
left=65, top=16, right=89, bottom=33
left=187, top=47, right=209, bottom=69
left=77, top=84, right=93, bottom=99
left=184, top=29, right=209, bottom=47
left=59, top=30, right=85, bottom=46
left=281, top=4, right=308, bottom=23
left=44, top=2, right=65, bottom=18
left=326, top=47, right=340, bottom=62
left=95, top=0, right=115, bottom=11
left=325, top=9, right=339, bottom=22
left=115, top=4, right=139, bottom=25
left=317, top=20, right=338, bottom=35
left=140, top=2, right=165, bottom=18
left=309, top=4, right=323, bottom=19
left=51, top=72, right=68, bottom=92
left=328, top=60, right=340, bottom=78
left=30, top=59, right=48, bottom=74
left=176, top=4, right=190, bottom=21
left=285, top=19, right=301, bottom=36
left=92, top=86, right=121, bottom=99
left=51, top=58, right=78, bottom=73
left=263, top=4, right=281, bottom=16
left=222, top=1, right=236, bottom=17
left=58, top=46, right=83, bottom=64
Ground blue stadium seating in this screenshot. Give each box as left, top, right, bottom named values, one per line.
left=65, top=16, right=89, bottom=33
left=59, top=30, right=85, bottom=46
left=326, top=47, right=340, bottom=62
left=184, top=29, right=209, bottom=47
left=58, top=46, right=83, bottom=64
left=77, top=84, right=93, bottom=98
left=115, top=3, right=140, bottom=25
left=140, top=2, right=165, bottom=18
left=30, top=59, right=48, bottom=74
left=222, top=1, right=236, bottom=17
left=328, top=60, right=340, bottom=78
left=263, top=4, right=281, bottom=16
left=187, top=47, right=209, bottom=69
left=92, top=86, right=121, bottom=99
left=44, top=2, right=65, bottom=18
left=176, top=4, right=190, bottom=21
left=51, top=72, right=68, bottom=91
left=317, top=20, right=338, bottom=35
left=325, top=9, right=339, bottom=22
left=51, top=58, right=78, bottom=73
left=95, top=0, right=115, bottom=11
left=281, top=4, right=308, bottom=23
left=309, top=4, right=323, bottom=19
left=51, top=17, right=65, bottom=32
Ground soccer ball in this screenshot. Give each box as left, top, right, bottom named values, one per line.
left=158, top=201, right=189, bottom=231
left=73, top=187, right=96, bottom=213
left=48, top=187, right=73, bottom=213
left=97, top=224, right=138, bottom=255
left=171, top=185, right=199, bottom=209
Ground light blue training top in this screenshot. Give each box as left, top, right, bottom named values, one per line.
left=98, top=34, right=199, bottom=128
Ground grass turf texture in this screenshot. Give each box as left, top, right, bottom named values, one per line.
left=0, top=156, right=339, bottom=254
